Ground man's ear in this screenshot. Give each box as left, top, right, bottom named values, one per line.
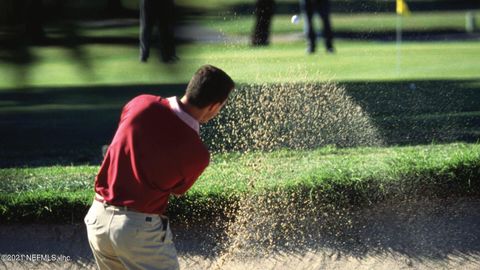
left=208, top=101, right=222, bottom=112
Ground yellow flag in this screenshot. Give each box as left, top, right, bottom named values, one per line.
left=396, top=0, right=411, bottom=15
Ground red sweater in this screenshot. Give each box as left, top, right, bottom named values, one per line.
left=95, top=95, right=210, bottom=214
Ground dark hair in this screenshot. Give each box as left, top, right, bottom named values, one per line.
left=185, top=65, right=234, bottom=108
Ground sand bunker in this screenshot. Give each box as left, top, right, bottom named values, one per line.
left=1, top=198, right=479, bottom=270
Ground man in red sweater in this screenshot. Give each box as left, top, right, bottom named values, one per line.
left=84, top=65, right=234, bottom=270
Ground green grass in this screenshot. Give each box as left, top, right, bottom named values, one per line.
left=202, top=11, right=480, bottom=36
left=0, top=41, right=478, bottom=168
left=1, top=143, right=479, bottom=223
left=195, top=143, right=480, bottom=193
left=78, top=11, right=479, bottom=38
left=1, top=40, right=479, bottom=89
left=2, top=8, right=480, bottom=90
left=0, top=79, right=479, bottom=167
left=176, top=0, right=293, bottom=10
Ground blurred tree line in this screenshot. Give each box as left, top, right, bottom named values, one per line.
left=0, top=0, right=135, bottom=44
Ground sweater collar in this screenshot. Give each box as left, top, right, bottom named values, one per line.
left=166, top=96, right=200, bottom=134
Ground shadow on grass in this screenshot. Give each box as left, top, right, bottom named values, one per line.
left=0, top=83, right=187, bottom=168
left=0, top=79, right=478, bottom=168
left=340, top=79, right=480, bottom=146
left=334, top=30, right=480, bottom=41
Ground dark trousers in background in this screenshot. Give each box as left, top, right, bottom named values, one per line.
left=139, top=0, right=176, bottom=62
left=252, top=0, right=275, bottom=46
left=300, top=0, right=334, bottom=53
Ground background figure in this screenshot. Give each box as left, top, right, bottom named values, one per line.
left=252, top=0, right=275, bottom=46
left=139, top=0, right=177, bottom=63
left=300, top=0, right=334, bottom=54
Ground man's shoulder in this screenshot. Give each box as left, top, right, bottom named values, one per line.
left=130, top=94, right=163, bottom=106
left=125, top=94, right=171, bottom=113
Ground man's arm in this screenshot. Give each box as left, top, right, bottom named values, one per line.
left=170, top=143, right=210, bottom=196
left=170, top=164, right=207, bottom=196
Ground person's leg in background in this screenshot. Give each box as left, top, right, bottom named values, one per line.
left=158, top=0, right=178, bottom=63
left=316, top=0, right=334, bottom=53
left=251, top=0, right=275, bottom=46
left=300, top=0, right=316, bottom=53
left=139, top=0, right=155, bottom=62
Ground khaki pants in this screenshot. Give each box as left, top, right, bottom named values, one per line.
left=85, top=200, right=179, bottom=270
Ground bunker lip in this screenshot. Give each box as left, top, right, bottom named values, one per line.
left=1, top=197, right=479, bottom=269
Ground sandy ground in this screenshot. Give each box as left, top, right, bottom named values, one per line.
left=1, top=197, right=479, bottom=270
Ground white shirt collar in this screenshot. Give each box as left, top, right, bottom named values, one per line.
left=167, top=96, right=200, bottom=134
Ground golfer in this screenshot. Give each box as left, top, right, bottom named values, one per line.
left=84, top=65, right=234, bottom=270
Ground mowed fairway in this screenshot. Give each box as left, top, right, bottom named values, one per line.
left=0, top=40, right=479, bottom=88
left=203, top=11, right=480, bottom=35
left=0, top=40, right=479, bottom=167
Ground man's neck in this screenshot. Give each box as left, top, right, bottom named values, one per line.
left=179, top=96, right=203, bottom=123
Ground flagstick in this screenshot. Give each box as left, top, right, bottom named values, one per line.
left=396, top=14, right=402, bottom=75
